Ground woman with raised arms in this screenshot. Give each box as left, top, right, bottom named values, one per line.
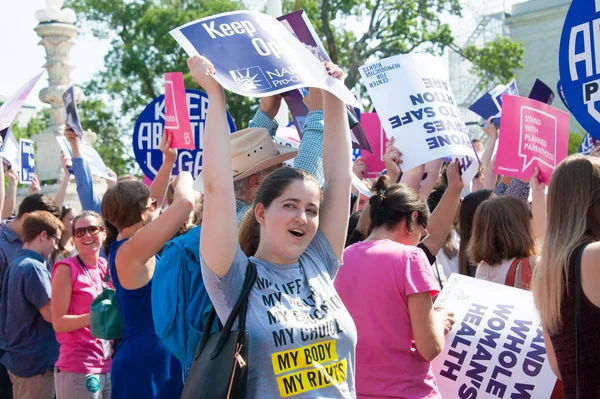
left=189, top=54, right=358, bottom=398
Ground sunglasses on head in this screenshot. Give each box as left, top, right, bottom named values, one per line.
left=73, top=225, right=105, bottom=238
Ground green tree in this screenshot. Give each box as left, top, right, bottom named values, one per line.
left=461, top=36, right=525, bottom=90
left=78, top=82, right=132, bottom=176
left=65, top=0, right=253, bottom=126
left=568, top=131, right=584, bottom=155
left=285, top=0, right=523, bottom=94
left=10, top=108, right=51, bottom=140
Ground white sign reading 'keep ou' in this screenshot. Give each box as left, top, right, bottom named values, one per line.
left=432, top=274, right=557, bottom=399
left=359, top=54, right=479, bottom=184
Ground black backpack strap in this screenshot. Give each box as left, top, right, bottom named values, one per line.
left=575, top=243, right=588, bottom=399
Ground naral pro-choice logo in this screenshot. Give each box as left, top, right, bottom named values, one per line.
left=559, top=0, right=600, bottom=138
left=229, top=66, right=272, bottom=91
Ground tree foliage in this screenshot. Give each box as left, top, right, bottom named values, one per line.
left=10, top=109, right=51, bottom=140
left=462, top=36, right=525, bottom=90
left=66, top=0, right=524, bottom=173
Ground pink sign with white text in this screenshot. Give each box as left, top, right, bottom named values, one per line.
left=360, top=113, right=389, bottom=178
left=494, top=95, right=569, bottom=184
left=164, top=72, right=195, bottom=150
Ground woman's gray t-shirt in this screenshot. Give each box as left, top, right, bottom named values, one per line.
left=201, top=230, right=357, bottom=398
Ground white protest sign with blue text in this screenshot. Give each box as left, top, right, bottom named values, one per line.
left=19, top=139, right=35, bottom=185
left=559, top=0, right=600, bottom=139
left=133, top=89, right=235, bottom=180
left=56, top=136, right=115, bottom=182
left=359, top=54, right=478, bottom=181
left=170, top=11, right=360, bottom=108
left=432, top=274, right=556, bottom=399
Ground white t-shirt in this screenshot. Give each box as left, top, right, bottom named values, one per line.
left=475, top=257, right=517, bottom=285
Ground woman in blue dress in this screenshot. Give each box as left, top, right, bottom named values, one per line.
left=101, top=134, right=195, bottom=398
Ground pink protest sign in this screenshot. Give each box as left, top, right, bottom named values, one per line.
left=360, top=113, right=388, bottom=178
left=164, top=72, right=195, bottom=150
left=495, top=95, right=569, bottom=184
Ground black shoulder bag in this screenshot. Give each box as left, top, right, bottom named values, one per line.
left=575, top=243, right=588, bottom=399
left=181, top=261, right=257, bottom=399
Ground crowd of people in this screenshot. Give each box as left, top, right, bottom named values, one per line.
left=0, top=54, right=597, bottom=399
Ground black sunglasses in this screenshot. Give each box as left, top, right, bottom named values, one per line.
left=73, top=225, right=105, bottom=238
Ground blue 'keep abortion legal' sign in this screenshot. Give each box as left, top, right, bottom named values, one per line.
left=133, top=89, right=235, bottom=180
left=559, top=0, right=600, bottom=138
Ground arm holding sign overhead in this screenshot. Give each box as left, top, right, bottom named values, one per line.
left=294, top=110, right=324, bottom=184
left=2, top=168, right=17, bottom=220
left=530, top=167, right=546, bottom=242
left=421, top=160, right=463, bottom=256
left=192, top=55, right=239, bottom=278
left=53, top=153, right=72, bottom=210
left=65, top=128, right=102, bottom=213
left=319, top=63, right=353, bottom=260
left=149, top=133, right=177, bottom=211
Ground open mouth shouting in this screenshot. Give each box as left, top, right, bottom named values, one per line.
left=288, top=228, right=305, bottom=238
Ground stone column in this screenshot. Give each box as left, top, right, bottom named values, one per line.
left=34, top=0, right=83, bottom=181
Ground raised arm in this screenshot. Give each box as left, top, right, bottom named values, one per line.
left=65, top=128, right=101, bottom=213
left=2, top=167, right=17, bottom=220
left=383, top=137, right=403, bottom=184
left=319, top=63, right=353, bottom=259
left=53, top=153, right=72, bottom=209
left=191, top=56, right=239, bottom=279
left=115, top=172, right=195, bottom=289
left=249, top=96, right=280, bottom=138
left=421, top=160, right=463, bottom=255
left=479, top=118, right=498, bottom=170
left=529, top=167, right=546, bottom=243
left=149, top=133, right=177, bottom=210
left=400, top=163, right=425, bottom=192
left=419, top=159, right=442, bottom=199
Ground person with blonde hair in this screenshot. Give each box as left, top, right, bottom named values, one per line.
left=531, top=155, right=600, bottom=398
left=469, top=196, right=537, bottom=288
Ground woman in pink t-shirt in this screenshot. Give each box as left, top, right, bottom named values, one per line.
left=51, top=211, right=111, bottom=398
left=335, top=173, right=455, bottom=399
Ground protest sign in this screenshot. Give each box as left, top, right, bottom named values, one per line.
left=578, top=132, right=597, bottom=155
left=556, top=81, right=571, bottom=112
left=276, top=10, right=371, bottom=152
left=359, top=113, right=388, bottom=178
left=494, top=96, right=569, bottom=184
left=133, top=89, right=235, bottom=180
left=275, top=126, right=300, bottom=167
left=2, top=132, right=20, bottom=172
left=359, top=53, right=478, bottom=181
left=528, top=79, right=554, bottom=105
left=56, top=136, right=115, bottom=181
left=164, top=72, right=195, bottom=150
left=0, top=72, right=44, bottom=149
left=63, top=85, right=84, bottom=137
left=351, top=173, right=372, bottom=199
left=169, top=11, right=360, bottom=108
left=469, top=80, right=519, bottom=127
left=19, top=139, right=35, bottom=184
left=559, top=0, right=600, bottom=139
left=432, top=274, right=557, bottom=399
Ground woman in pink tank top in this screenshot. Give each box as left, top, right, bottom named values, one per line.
left=51, top=211, right=112, bottom=398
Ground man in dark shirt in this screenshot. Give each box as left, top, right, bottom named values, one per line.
left=0, top=194, right=59, bottom=399
left=0, top=211, right=63, bottom=399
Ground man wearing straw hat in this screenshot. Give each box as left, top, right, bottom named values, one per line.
left=152, top=91, right=326, bottom=378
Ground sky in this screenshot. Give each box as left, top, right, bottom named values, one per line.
left=0, top=1, right=111, bottom=108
